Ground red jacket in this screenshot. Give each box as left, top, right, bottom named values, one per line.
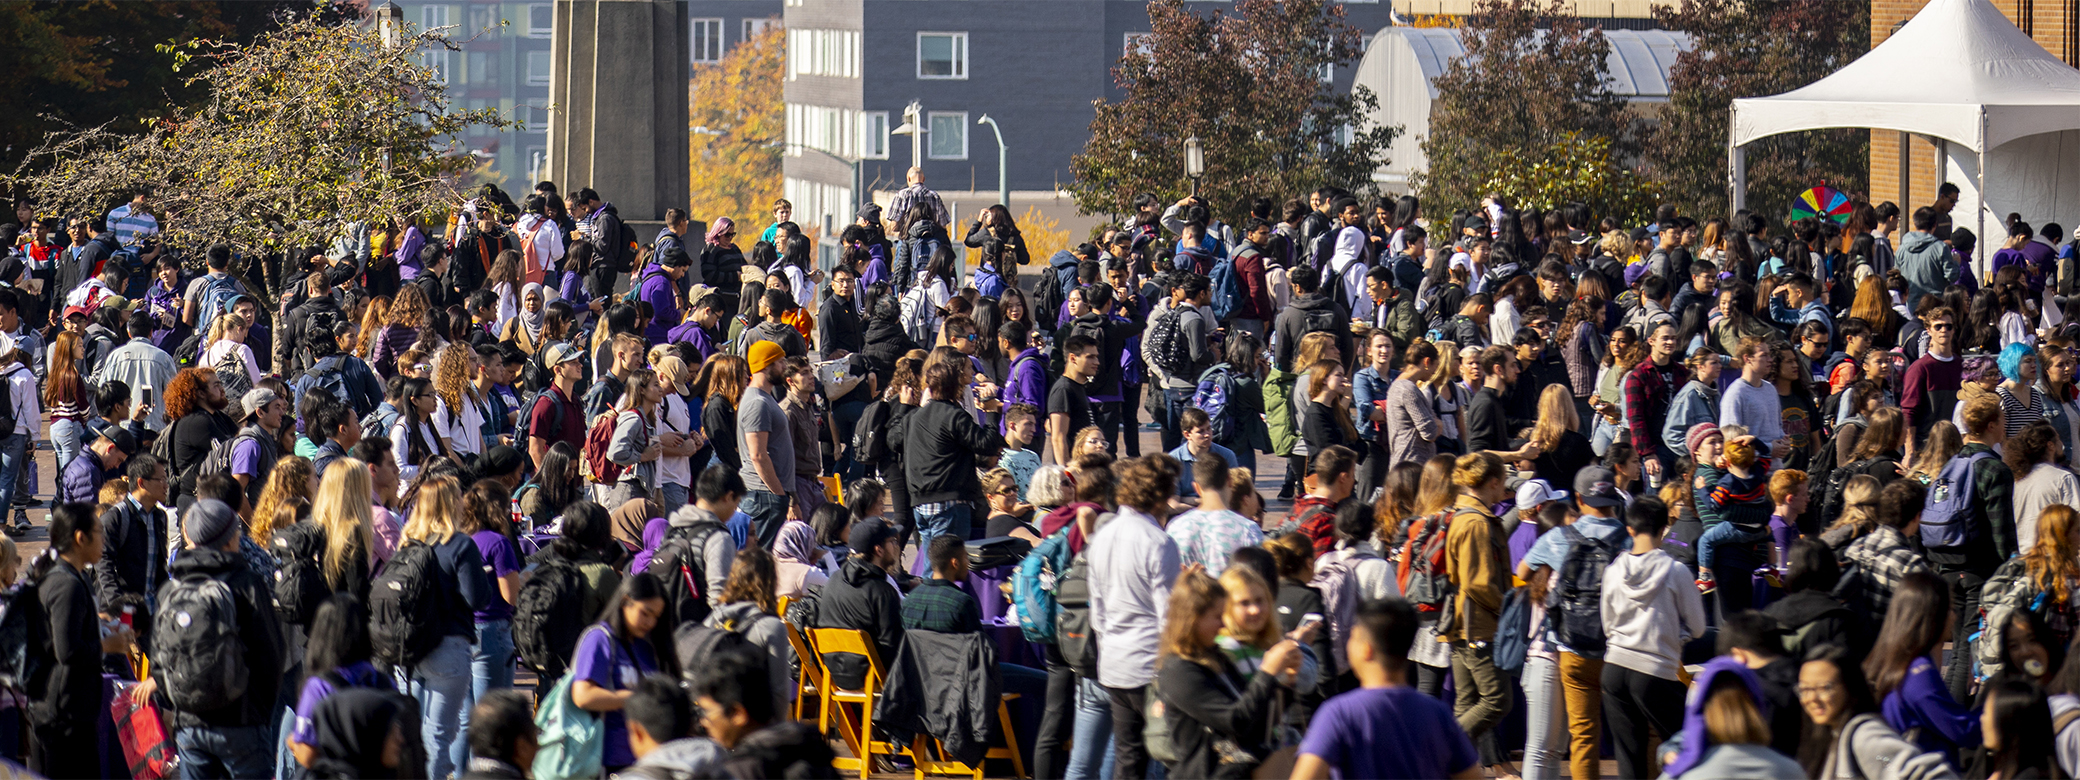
left=1233, top=245, right=1274, bottom=321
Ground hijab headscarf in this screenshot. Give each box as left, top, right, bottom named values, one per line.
left=307, top=688, right=420, bottom=779
left=610, top=497, right=662, bottom=551
left=519, top=283, right=546, bottom=341
left=706, top=216, right=736, bottom=246
left=1664, top=657, right=1772, bottom=778
left=773, top=519, right=818, bottom=566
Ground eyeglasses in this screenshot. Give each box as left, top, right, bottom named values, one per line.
left=1795, top=682, right=1841, bottom=698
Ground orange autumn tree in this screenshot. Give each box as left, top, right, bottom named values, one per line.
left=688, top=23, right=784, bottom=230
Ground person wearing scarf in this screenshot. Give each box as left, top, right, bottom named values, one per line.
left=306, top=688, right=420, bottom=780
left=1659, top=657, right=1805, bottom=779
left=772, top=518, right=831, bottom=598
left=498, top=282, right=549, bottom=357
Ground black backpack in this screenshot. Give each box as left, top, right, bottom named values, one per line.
left=270, top=522, right=330, bottom=625
left=1033, top=264, right=1069, bottom=332
left=0, top=366, right=19, bottom=435
left=1066, top=317, right=1107, bottom=354
left=1144, top=306, right=1193, bottom=378
left=1053, top=550, right=1098, bottom=679
left=0, top=582, right=41, bottom=691
left=1547, top=525, right=1619, bottom=659
left=1818, top=455, right=1884, bottom=531
left=512, top=555, right=589, bottom=680
left=646, top=521, right=726, bottom=628
left=852, top=400, right=893, bottom=464
left=369, top=542, right=443, bottom=670
left=152, top=572, right=248, bottom=712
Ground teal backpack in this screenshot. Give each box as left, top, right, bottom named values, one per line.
left=531, top=638, right=606, bottom=779
left=1011, top=528, right=1075, bottom=644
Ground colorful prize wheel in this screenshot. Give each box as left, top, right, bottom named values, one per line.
left=1789, top=185, right=1852, bottom=224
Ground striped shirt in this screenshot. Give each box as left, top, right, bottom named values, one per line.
left=106, top=203, right=158, bottom=247
left=1998, top=385, right=2046, bottom=439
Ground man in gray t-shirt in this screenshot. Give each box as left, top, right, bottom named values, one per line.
left=737, top=342, right=797, bottom=547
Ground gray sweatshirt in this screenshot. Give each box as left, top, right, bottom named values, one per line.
left=666, top=504, right=740, bottom=608
left=1719, top=377, right=1784, bottom=448
left=1602, top=547, right=1706, bottom=680
left=607, top=408, right=656, bottom=486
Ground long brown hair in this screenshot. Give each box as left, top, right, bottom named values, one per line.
left=1864, top=571, right=1952, bottom=698
left=1159, top=569, right=1228, bottom=669
left=44, top=331, right=84, bottom=408
left=386, top=283, right=430, bottom=330
left=357, top=296, right=392, bottom=359
left=1851, top=276, right=1892, bottom=329
left=1529, top=384, right=1578, bottom=452
left=1848, top=407, right=1905, bottom=462
left=1415, top=453, right=1458, bottom=515
left=2025, top=505, right=2080, bottom=605
left=719, top=545, right=779, bottom=614
left=1374, top=462, right=1424, bottom=540
left=698, top=355, right=750, bottom=410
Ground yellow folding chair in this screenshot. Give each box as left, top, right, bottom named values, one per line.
left=907, top=692, right=1029, bottom=780
left=781, top=621, right=822, bottom=722
left=808, top=628, right=914, bottom=780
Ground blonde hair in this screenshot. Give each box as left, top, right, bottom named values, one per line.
left=1218, top=566, right=1282, bottom=651
left=313, top=459, right=376, bottom=587
left=1425, top=340, right=1462, bottom=392
left=250, top=456, right=315, bottom=548
left=981, top=467, right=1016, bottom=497
left=1826, top=475, right=1883, bottom=539
left=1295, top=331, right=1340, bottom=373
left=1071, top=426, right=1108, bottom=462
left=1530, top=384, right=1578, bottom=452
left=432, top=344, right=481, bottom=415
left=403, top=475, right=463, bottom=544
left=1159, top=569, right=1229, bottom=669
left=207, top=312, right=249, bottom=348
left=98, top=478, right=131, bottom=507
left=1453, top=452, right=1505, bottom=491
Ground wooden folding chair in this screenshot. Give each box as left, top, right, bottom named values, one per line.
left=782, top=622, right=822, bottom=722
left=907, top=692, right=1028, bottom=780
left=808, top=628, right=914, bottom=780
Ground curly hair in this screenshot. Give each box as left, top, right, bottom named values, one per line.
left=1115, top=454, right=1181, bottom=514
left=163, top=367, right=216, bottom=421
left=432, top=344, right=480, bottom=418
left=719, top=545, right=779, bottom=614
left=357, top=296, right=392, bottom=359
left=386, top=283, right=430, bottom=330
left=250, top=456, right=314, bottom=548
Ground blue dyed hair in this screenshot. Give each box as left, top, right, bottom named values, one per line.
left=1999, top=342, right=2038, bottom=383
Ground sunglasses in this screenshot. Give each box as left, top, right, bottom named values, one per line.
left=1929, top=322, right=1956, bottom=331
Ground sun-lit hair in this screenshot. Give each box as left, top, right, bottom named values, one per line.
left=250, top=456, right=314, bottom=548
left=44, top=331, right=85, bottom=408
left=2025, top=505, right=2080, bottom=604
left=402, top=475, right=463, bottom=544
left=1529, top=384, right=1578, bottom=452
left=207, top=313, right=249, bottom=348
left=695, top=354, right=749, bottom=411
left=357, top=296, right=392, bottom=359
left=387, top=283, right=430, bottom=330
left=1218, top=565, right=1282, bottom=651
left=1159, top=568, right=1229, bottom=669
left=312, top=459, right=375, bottom=588
left=163, top=367, right=216, bottom=422
left=432, top=344, right=480, bottom=416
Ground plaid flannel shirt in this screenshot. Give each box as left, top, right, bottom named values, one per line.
left=900, top=577, right=981, bottom=634
left=1843, top=525, right=1928, bottom=617
left=1623, top=358, right=1690, bottom=456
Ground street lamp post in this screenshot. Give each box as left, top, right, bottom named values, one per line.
left=892, top=101, right=924, bottom=169
left=377, top=2, right=405, bottom=50
left=977, top=114, right=1008, bottom=208
left=1184, top=135, right=1204, bottom=197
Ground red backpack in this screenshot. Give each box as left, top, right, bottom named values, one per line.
left=581, top=410, right=626, bottom=484
left=1396, top=509, right=1464, bottom=615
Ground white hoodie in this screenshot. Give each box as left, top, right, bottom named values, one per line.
left=1600, top=547, right=1705, bottom=681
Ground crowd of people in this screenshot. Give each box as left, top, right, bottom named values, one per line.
left=3, top=168, right=2080, bottom=780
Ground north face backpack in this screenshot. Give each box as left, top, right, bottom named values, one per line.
left=1396, top=509, right=1459, bottom=616
left=1192, top=363, right=1239, bottom=442
left=152, top=573, right=248, bottom=712
left=1144, top=305, right=1192, bottom=379
left=1549, top=524, right=1621, bottom=659
left=512, top=555, right=589, bottom=680
left=1012, top=529, right=1074, bottom=644
left=270, top=522, right=331, bottom=625
left=646, top=521, right=726, bottom=627
left=369, top=541, right=443, bottom=670
left=1920, top=450, right=1998, bottom=549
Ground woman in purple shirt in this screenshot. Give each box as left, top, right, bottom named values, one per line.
left=572, top=571, right=672, bottom=772
left=462, top=482, right=524, bottom=702
left=289, top=595, right=395, bottom=772
left=1869, top=570, right=1980, bottom=768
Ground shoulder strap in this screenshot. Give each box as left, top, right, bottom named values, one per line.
left=2056, top=707, right=2080, bottom=735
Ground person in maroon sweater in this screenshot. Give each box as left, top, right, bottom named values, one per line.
left=1901, top=306, right=1963, bottom=450
left=1623, top=322, right=1689, bottom=483
left=1230, top=219, right=1277, bottom=341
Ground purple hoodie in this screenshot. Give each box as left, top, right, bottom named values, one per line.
left=669, top=320, right=720, bottom=361
left=639, top=264, right=681, bottom=344
left=396, top=225, right=425, bottom=280
left=1003, top=347, right=1047, bottom=411
left=1666, top=658, right=1772, bottom=777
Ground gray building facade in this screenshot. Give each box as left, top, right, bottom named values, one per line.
left=393, top=1, right=559, bottom=192
left=776, top=0, right=1402, bottom=237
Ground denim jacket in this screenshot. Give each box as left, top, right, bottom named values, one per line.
left=1352, top=365, right=1393, bottom=441
left=1663, top=378, right=1720, bottom=455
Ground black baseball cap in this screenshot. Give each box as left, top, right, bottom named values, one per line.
left=1573, top=466, right=1624, bottom=508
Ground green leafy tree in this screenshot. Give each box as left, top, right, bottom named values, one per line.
left=1417, top=0, right=1635, bottom=215
left=1070, top=0, right=1398, bottom=223
left=1650, top=0, right=1868, bottom=217
left=6, top=15, right=516, bottom=281
left=1475, top=132, right=1661, bottom=225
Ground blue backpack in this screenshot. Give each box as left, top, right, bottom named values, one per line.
left=1012, top=529, right=1075, bottom=644
left=1208, top=257, right=1240, bottom=322
left=1493, top=587, right=1532, bottom=673
left=291, top=355, right=355, bottom=413
left=1192, top=363, right=1238, bottom=442
left=1920, top=450, right=1998, bottom=549
left=195, top=273, right=244, bottom=337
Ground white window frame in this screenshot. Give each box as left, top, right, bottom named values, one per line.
left=692, top=18, right=724, bottom=64
left=527, top=148, right=547, bottom=183
left=421, top=6, right=454, bottom=82
left=743, top=17, right=777, bottom=41
left=528, top=4, right=554, bottom=37
left=1124, top=32, right=1153, bottom=57
left=860, top=111, right=890, bottom=160
left=916, top=32, right=968, bottom=80
left=526, top=51, right=551, bottom=86
left=468, top=4, right=499, bottom=35
left=927, top=111, right=968, bottom=160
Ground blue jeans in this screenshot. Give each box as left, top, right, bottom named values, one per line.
left=274, top=707, right=299, bottom=780
left=472, top=618, right=515, bottom=700
left=1697, top=522, right=1770, bottom=571
left=656, top=483, right=689, bottom=519
left=741, top=489, right=791, bottom=549
left=175, top=723, right=274, bottom=779
left=1064, top=678, right=1115, bottom=780
left=913, top=501, right=973, bottom=544
left=49, top=418, right=83, bottom=489
left=1158, top=386, right=1195, bottom=453
left=0, top=433, right=24, bottom=521
left=403, top=634, right=472, bottom=780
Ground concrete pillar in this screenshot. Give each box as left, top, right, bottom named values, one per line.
left=548, top=0, right=690, bottom=222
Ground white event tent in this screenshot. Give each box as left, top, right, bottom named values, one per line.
left=1728, top=0, right=2080, bottom=269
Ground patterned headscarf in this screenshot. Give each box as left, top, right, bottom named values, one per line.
left=773, top=519, right=818, bottom=566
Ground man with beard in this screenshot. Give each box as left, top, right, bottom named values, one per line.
left=165, top=366, right=236, bottom=508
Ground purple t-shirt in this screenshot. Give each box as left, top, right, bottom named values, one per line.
left=290, top=661, right=394, bottom=746
left=572, top=623, right=658, bottom=768
left=231, top=437, right=266, bottom=481
left=471, top=530, right=522, bottom=621
left=1298, top=686, right=1478, bottom=780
